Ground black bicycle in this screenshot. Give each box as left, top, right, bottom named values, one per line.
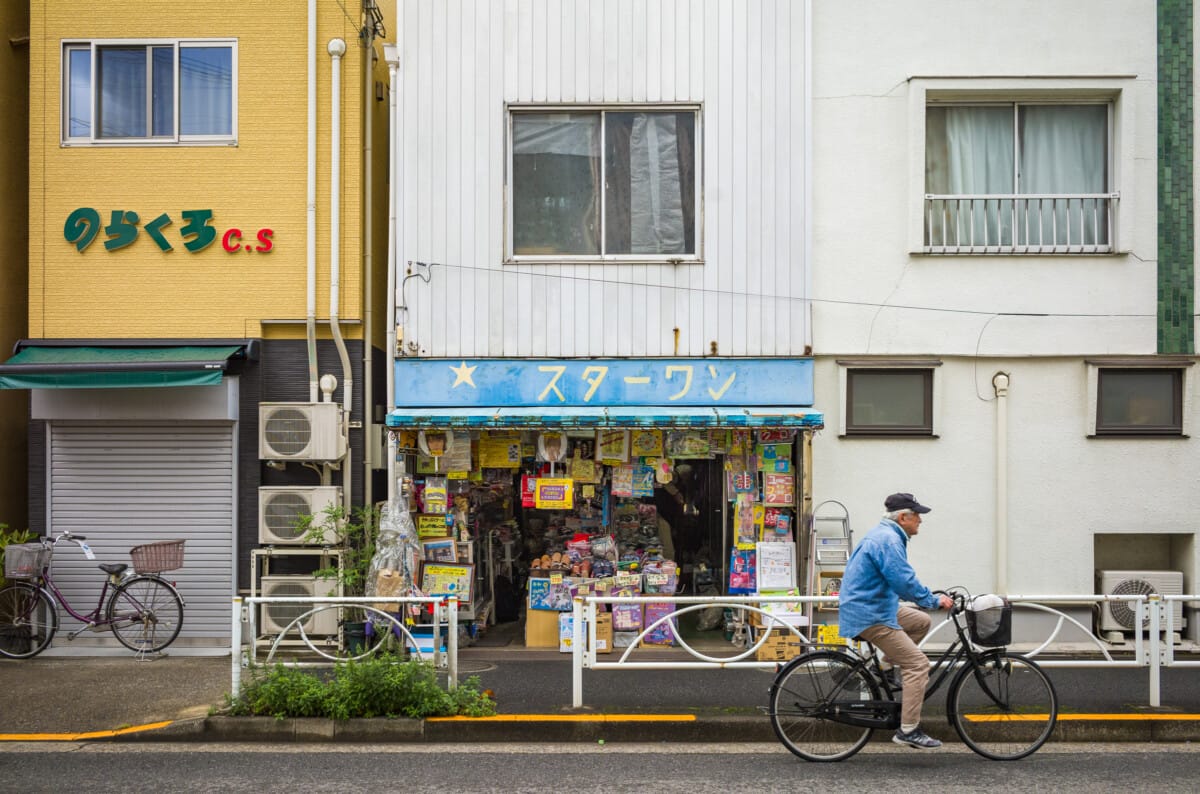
left=768, top=587, right=1057, bottom=761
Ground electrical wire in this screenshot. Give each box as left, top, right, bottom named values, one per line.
left=398, top=258, right=1157, bottom=320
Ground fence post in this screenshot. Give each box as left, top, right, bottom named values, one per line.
left=1148, top=594, right=1161, bottom=707
left=572, top=597, right=583, bottom=708
left=230, top=596, right=243, bottom=699
left=447, top=597, right=459, bottom=690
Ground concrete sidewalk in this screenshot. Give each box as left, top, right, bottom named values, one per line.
left=3, top=651, right=1200, bottom=744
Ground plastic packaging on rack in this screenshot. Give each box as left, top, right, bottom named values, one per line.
left=367, top=497, right=424, bottom=615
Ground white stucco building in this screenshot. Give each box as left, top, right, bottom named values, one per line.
left=808, top=1, right=1197, bottom=640
left=385, top=1, right=1197, bottom=640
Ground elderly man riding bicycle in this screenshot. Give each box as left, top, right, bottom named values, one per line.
left=838, top=492, right=953, bottom=749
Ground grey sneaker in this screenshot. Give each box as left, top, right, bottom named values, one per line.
left=892, top=727, right=942, bottom=749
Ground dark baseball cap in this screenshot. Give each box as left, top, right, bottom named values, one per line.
left=885, top=492, right=931, bottom=514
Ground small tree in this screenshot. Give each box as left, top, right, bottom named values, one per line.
left=296, top=503, right=379, bottom=621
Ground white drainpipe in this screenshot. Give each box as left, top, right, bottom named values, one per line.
left=383, top=43, right=400, bottom=501
left=305, top=0, right=318, bottom=402
left=993, top=371, right=1010, bottom=595
left=329, top=38, right=352, bottom=514
left=362, top=38, right=376, bottom=509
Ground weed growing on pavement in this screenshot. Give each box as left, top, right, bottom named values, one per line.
left=226, top=654, right=496, bottom=720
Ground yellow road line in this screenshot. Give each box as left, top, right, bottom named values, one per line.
left=965, top=713, right=1200, bottom=722
left=427, top=714, right=698, bottom=723
left=0, top=720, right=174, bottom=741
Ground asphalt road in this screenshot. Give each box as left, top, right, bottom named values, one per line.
left=4, top=653, right=1199, bottom=736
left=1, top=742, right=1197, bottom=793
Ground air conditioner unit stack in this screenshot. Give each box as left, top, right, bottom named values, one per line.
left=259, top=575, right=339, bottom=635
left=258, top=486, right=343, bottom=545
left=1097, top=570, right=1185, bottom=634
left=259, top=402, right=346, bottom=462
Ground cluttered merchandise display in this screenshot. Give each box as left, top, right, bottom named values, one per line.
left=389, top=427, right=799, bottom=653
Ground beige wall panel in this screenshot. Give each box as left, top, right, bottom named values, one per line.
left=30, top=1, right=370, bottom=340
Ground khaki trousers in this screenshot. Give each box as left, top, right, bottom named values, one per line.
left=858, top=606, right=932, bottom=727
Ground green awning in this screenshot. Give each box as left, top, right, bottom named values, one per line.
left=0, top=345, right=244, bottom=389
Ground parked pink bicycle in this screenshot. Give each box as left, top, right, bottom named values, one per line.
left=0, top=531, right=186, bottom=658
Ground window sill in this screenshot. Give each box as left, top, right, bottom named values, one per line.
left=1087, top=433, right=1188, bottom=439
left=505, top=257, right=705, bottom=266
left=840, top=433, right=940, bottom=439
left=61, top=139, right=238, bottom=148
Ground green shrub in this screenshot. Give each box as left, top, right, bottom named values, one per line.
left=226, top=655, right=496, bottom=721
left=228, top=664, right=328, bottom=720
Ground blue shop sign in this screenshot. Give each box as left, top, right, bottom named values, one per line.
left=393, top=358, right=814, bottom=408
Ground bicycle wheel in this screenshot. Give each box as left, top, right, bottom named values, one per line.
left=949, top=650, right=1058, bottom=760
left=769, top=650, right=882, bottom=762
left=0, top=583, right=58, bottom=659
left=107, top=576, right=184, bottom=654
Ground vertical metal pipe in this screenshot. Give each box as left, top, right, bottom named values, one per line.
left=992, top=373, right=1010, bottom=594
left=329, top=38, right=353, bottom=513
left=383, top=45, right=401, bottom=501
left=572, top=597, right=584, bottom=707
left=230, top=596, right=242, bottom=698
left=1148, top=595, right=1161, bottom=707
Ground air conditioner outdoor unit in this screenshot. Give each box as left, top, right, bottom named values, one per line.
left=259, top=575, right=339, bottom=635
left=1097, top=570, right=1185, bottom=633
left=259, top=402, right=346, bottom=461
left=258, top=486, right=343, bottom=545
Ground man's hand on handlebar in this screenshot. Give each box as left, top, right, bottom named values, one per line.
left=937, top=594, right=954, bottom=610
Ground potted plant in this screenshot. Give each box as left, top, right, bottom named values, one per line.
left=297, top=503, right=379, bottom=654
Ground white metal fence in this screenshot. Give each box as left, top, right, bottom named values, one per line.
left=570, top=593, right=1198, bottom=709
left=229, top=595, right=460, bottom=698
left=924, top=193, right=1118, bottom=254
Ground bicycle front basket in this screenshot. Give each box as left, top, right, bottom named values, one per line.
left=129, top=540, right=186, bottom=574
left=966, top=594, right=1012, bottom=647
left=3, top=543, right=50, bottom=580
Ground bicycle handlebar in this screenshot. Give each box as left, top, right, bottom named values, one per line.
left=42, top=531, right=87, bottom=545
left=932, top=588, right=968, bottom=613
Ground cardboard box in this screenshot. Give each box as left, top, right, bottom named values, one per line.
left=524, top=598, right=561, bottom=647
left=528, top=577, right=572, bottom=611
left=816, top=623, right=848, bottom=646
left=641, top=601, right=676, bottom=646
left=595, top=611, right=613, bottom=654
left=559, top=612, right=575, bottom=653
left=755, top=633, right=803, bottom=662
left=558, top=611, right=614, bottom=653
left=613, top=631, right=639, bottom=649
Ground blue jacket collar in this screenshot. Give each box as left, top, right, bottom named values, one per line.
left=881, top=518, right=909, bottom=546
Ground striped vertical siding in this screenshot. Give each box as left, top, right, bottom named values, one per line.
left=397, top=0, right=808, bottom=358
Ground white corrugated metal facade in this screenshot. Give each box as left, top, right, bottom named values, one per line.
left=47, top=423, right=235, bottom=651
left=396, top=0, right=809, bottom=358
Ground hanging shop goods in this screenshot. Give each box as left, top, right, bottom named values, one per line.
left=392, top=426, right=807, bottom=652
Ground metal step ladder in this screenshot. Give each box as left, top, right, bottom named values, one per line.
left=804, top=500, right=852, bottom=631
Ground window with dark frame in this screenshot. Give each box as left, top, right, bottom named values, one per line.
left=510, top=108, right=698, bottom=259
left=845, top=369, right=934, bottom=436
left=1096, top=368, right=1183, bottom=436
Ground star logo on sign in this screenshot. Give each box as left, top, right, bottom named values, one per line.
left=449, top=361, right=478, bottom=389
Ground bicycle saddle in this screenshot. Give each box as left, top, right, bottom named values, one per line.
left=99, top=563, right=128, bottom=575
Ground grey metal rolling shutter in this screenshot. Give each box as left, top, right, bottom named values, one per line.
left=48, top=423, right=235, bottom=651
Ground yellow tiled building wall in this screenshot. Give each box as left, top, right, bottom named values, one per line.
left=28, top=2, right=387, bottom=342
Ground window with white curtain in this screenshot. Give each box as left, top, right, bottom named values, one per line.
left=63, top=40, right=236, bottom=145
left=509, top=107, right=699, bottom=260
left=924, top=103, right=1112, bottom=252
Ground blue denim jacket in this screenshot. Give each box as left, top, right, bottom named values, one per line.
left=837, top=518, right=939, bottom=640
